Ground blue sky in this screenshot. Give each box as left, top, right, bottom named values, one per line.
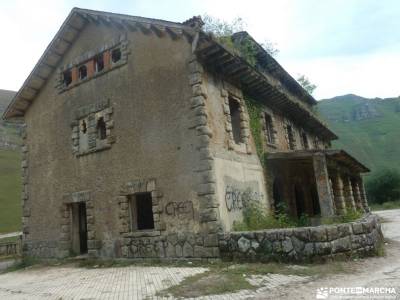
left=0, top=0, right=399, bottom=99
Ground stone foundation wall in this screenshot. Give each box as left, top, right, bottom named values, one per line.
left=218, top=214, right=383, bottom=262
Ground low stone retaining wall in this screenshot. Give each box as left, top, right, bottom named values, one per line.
left=218, top=214, right=383, bottom=262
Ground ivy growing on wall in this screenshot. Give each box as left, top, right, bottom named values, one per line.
left=244, top=95, right=267, bottom=166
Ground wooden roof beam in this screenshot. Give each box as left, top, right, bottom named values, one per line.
left=165, top=27, right=180, bottom=40
left=151, top=24, right=165, bottom=37
left=136, top=22, right=151, bottom=34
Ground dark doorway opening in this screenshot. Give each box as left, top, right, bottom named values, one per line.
left=78, top=202, right=88, bottom=254
left=273, top=179, right=284, bottom=214
left=311, top=185, right=321, bottom=216
left=129, top=192, right=155, bottom=231
left=294, top=184, right=306, bottom=217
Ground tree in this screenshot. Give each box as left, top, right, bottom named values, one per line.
left=297, top=74, right=317, bottom=95
left=366, top=169, right=400, bottom=204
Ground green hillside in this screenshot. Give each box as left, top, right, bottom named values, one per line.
left=318, top=94, right=400, bottom=175
left=0, top=89, right=21, bottom=233
left=0, top=149, right=21, bottom=233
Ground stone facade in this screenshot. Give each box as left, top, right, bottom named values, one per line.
left=4, top=9, right=372, bottom=260
left=219, top=214, right=383, bottom=262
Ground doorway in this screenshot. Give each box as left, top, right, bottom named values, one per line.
left=71, top=202, right=88, bottom=254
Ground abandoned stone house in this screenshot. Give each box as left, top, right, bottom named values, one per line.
left=3, top=8, right=370, bottom=259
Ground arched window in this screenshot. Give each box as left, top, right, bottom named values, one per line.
left=96, top=117, right=107, bottom=140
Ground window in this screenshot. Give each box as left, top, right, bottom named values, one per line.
left=264, top=113, right=275, bottom=144
left=78, top=65, right=87, bottom=80
left=111, top=48, right=121, bottom=63
left=228, top=97, right=242, bottom=144
left=94, top=54, right=104, bottom=72
left=287, top=125, right=296, bottom=150
left=301, top=131, right=309, bottom=149
left=81, top=120, right=87, bottom=134
left=96, top=117, right=107, bottom=140
left=63, top=70, right=72, bottom=87
left=129, top=193, right=154, bottom=231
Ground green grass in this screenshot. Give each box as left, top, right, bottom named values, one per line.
left=0, top=149, right=21, bottom=233
left=157, top=261, right=351, bottom=298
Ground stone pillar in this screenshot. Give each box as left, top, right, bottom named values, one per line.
left=343, top=176, right=356, bottom=211
left=331, top=172, right=346, bottom=215
left=351, top=178, right=363, bottom=210
left=312, top=153, right=335, bottom=217
left=357, top=177, right=370, bottom=212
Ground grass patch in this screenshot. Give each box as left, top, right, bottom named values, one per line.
left=1, top=257, right=36, bottom=274
left=157, top=260, right=352, bottom=298
left=369, top=201, right=400, bottom=211
left=0, top=149, right=22, bottom=234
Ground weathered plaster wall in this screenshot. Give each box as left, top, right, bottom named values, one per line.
left=202, top=73, right=269, bottom=231
left=22, top=22, right=217, bottom=258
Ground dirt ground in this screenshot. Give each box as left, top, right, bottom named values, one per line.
left=255, top=209, right=400, bottom=300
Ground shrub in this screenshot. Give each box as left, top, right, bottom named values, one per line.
left=232, top=202, right=311, bottom=231
left=366, top=169, right=400, bottom=204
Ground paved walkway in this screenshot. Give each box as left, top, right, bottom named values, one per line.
left=0, top=210, right=398, bottom=299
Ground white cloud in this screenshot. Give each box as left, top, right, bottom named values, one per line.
left=281, top=46, right=400, bottom=99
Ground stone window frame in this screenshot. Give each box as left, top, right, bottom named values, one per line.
left=221, top=87, right=251, bottom=154
left=261, top=110, right=278, bottom=148
left=56, top=34, right=129, bottom=93
left=117, top=179, right=164, bottom=238
left=71, top=99, right=115, bottom=157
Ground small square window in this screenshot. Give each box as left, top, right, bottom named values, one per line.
left=96, top=117, right=107, bottom=140
left=94, top=54, right=104, bottom=72
left=111, top=48, right=121, bottom=63
left=129, top=193, right=154, bottom=231
left=78, top=65, right=87, bottom=80
left=63, top=70, right=72, bottom=87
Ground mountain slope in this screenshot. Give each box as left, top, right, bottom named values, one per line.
left=0, top=89, right=21, bottom=233
left=318, top=94, right=400, bottom=174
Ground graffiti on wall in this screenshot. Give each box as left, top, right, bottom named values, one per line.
left=129, top=238, right=164, bottom=257
left=165, top=201, right=194, bottom=219
left=224, top=177, right=264, bottom=212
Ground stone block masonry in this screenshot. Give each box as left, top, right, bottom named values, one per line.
left=218, top=214, right=383, bottom=262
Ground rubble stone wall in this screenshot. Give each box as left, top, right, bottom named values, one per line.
left=218, top=214, right=383, bottom=262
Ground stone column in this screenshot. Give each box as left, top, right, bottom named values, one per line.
left=343, top=176, right=356, bottom=211
left=357, top=177, right=370, bottom=212
left=351, top=179, right=363, bottom=210
left=331, top=172, right=346, bottom=215
left=312, top=153, right=335, bottom=217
